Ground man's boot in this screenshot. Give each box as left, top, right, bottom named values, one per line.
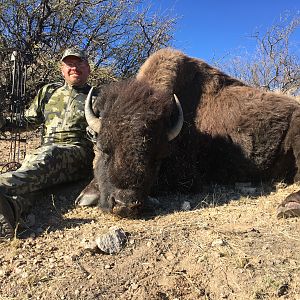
left=0, top=193, right=17, bottom=240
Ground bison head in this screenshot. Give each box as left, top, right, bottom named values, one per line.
left=85, top=80, right=183, bottom=217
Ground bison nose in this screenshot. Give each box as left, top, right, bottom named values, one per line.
left=109, top=193, right=127, bottom=207
left=109, top=190, right=143, bottom=218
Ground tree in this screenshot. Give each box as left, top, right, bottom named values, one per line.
left=0, top=0, right=176, bottom=106
left=216, top=13, right=300, bottom=96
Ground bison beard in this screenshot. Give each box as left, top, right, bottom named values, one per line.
left=80, top=48, right=300, bottom=218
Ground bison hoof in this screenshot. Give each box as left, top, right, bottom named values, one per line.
left=277, top=192, right=300, bottom=218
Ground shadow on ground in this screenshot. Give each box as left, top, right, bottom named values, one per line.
left=16, top=179, right=278, bottom=238
left=17, top=179, right=95, bottom=239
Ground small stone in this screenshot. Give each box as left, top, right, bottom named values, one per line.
left=131, top=283, right=139, bottom=290
left=95, top=226, right=127, bottom=254
left=211, top=239, right=227, bottom=247
left=165, top=252, right=175, bottom=261
left=277, top=283, right=289, bottom=297
left=104, top=264, right=113, bottom=269
left=181, top=201, right=191, bottom=211
left=201, top=223, right=209, bottom=230
left=197, top=255, right=207, bottom=263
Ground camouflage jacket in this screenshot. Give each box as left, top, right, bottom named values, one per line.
left=25, top=82, right=94, bottom=147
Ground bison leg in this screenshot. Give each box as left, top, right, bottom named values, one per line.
left=277, top=191, right=300, bottom=218
left=75, top=178, right=99, bottom=207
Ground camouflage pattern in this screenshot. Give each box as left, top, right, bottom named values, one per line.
left=61, top=48, right=88, bottom=61
left=0, top=82, right=95, bottom=215
left=25, top=82, right=93, bottom=146
left=0, top=144, right=93, bottom=194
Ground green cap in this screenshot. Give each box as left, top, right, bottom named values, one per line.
left=61, top=48, right=88, bottom=61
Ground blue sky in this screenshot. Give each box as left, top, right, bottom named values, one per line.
left=151, top=0, right=300, bottom=63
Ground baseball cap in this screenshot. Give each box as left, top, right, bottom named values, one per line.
left=61, top=48, right=88, bottom=61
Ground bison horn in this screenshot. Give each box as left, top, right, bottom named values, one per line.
left=167, top=94, right=184, bottom=141
left=85, top=87, right=102, bottom=133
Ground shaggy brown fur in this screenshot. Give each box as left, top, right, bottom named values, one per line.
left=85, top=48, right=300, bottom=217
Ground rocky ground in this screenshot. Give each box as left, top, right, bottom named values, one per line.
left=0, top=131, right=300, bottom=300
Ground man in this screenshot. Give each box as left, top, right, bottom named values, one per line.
left=0, top=48, right=95, bottom=240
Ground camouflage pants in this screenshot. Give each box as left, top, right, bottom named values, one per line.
left=0, top=143, right=93, bottom=214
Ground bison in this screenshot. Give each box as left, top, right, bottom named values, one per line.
left=76, top=48, right=300, bottom=218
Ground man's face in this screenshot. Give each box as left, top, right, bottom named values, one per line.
left=61, top=56, right=90, bottom=86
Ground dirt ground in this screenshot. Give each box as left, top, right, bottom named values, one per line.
left=0, top=132, right=300, bottom=300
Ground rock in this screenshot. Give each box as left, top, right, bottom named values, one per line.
left=277, top=283, right=289, bottom=297
left=181, top=201, right=191, bottom=211
left=130, top=283, right=139, bottom=290
left=211, top=239, right=227, bottom=247
left=165, top=252, right=175, bottom=261
left=104, top=263, right=114, bottom=269
left=128, top=239, right=135, bottom=245
left=95, top=226, right=127, bottom=254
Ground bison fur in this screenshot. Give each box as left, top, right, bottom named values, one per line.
left=80, top=48, right=300, bottom=218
